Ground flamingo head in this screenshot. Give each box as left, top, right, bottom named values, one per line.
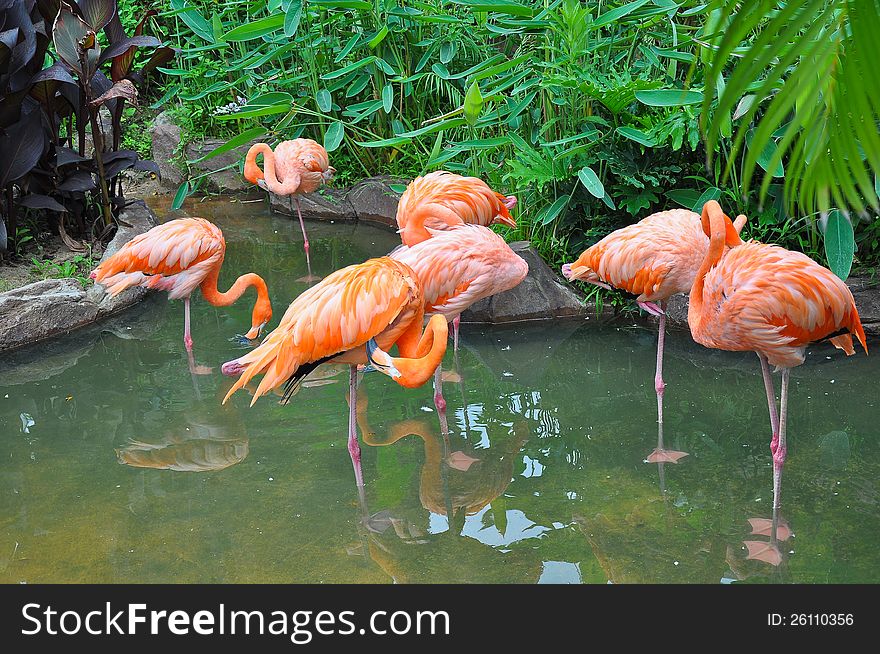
left=322, top=166, right=336, bottom=183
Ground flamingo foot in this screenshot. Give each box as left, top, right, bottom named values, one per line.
left=743, top=540, right=783, bottom=566
left=441, top=370, right=462, bottom=384
left=638, top=301, right=665, bottom=317
left=747, top=518, right=792, bottom=541
left=646, top=448, right=688, bottom=464
left=446, top=451, right=479, bottom=472
left=296, top=274, right=322, bottom=283
left=189, top=363, right=213, bottom=375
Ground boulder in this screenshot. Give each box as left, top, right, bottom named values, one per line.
left=345, top=176, right=405, bottom=229
left=150, top=111, right=185, bottom=189
left=462, top=242, right=604, bottom=323
left=186, top=137, right=257, bottom=194
left=0, top=202, right=157, bottom=353
left=269, top=187, right=354, bottom=222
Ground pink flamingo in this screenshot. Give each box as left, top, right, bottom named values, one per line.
left=562, top=208, right=746, bottom=461
left=244, top=138, right=335, bottom=282
left=395, top=170, right=518, bottom=349
left=392, top=222, right=528, bottom=433
left=689, top=201, right=866, bottom=518
left=91, top=218, right=272, bottom=374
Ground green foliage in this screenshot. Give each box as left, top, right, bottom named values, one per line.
left=30, top=253, right=96, bottom=287
left=155, top=0, right=875, bottom=282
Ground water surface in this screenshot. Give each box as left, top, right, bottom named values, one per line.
left=1, top=197, right=877, bottom=583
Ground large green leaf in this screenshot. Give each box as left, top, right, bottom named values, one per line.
left=284, top=0, right=303, bottom=37
left=223, top=15, right=284, bottom=41
left=593, top=0, right=651, bottom=27
left=194, top=127, right=268, bottom=162
left=635, top=89, right=703, bottom=106
left=691, top=187, right=722, bottom=213
left=324, top=122, right=345, bottom=152
left=463, top=80, right=483, bottom=126
left=616, top=126, right=655, bottom=147
left=577, top=166, right=605, bottom=199
left=824, top=209, right=855, bottom=280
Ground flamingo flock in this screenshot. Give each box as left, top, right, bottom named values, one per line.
left=92, top=138, right=867, bottom=564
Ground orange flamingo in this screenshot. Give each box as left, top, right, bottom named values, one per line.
left=391, top=223, right=528, bottom=430
left=91, top=218, right=272, bottom=372
left=689, top=201, right=867, bottom=515
left=395, top=170, right=518, bottom=348
left=220, top=257, right=448, bottom=490
left=244, top=138, right=335, bottom=282
left=562, top=208, right=746, bottom=462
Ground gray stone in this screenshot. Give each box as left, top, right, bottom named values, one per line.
left=268, top=187, right=355, bottom=222
left=0, top=203, right=157, bottom=353
left=186, top=137, right=257, bottom=195
left=346, top=176, right=405, bottom=229
left=150, top=111, right=185, bottom=189
left=462, top=242, right=602, bottom=324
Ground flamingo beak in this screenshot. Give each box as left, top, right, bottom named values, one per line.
left=366, top=338, right=401, bottom=379
left=221, top=359, right=246, bottom=377
left=244, top=322, right=266, bottom=340
left=496, top=214, right=518, bottom=229
left=562, top=263, right=574, bottom=280
left=323, top=167, right=336, bottom=183
left=257, top=178, right=269, bottom=191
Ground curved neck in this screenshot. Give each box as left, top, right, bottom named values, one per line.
left=690, top=201, right=729, bottom=325
left=244, top=143, right=275, bottom=185
left=394, top=315, right=449, bottom=387
left=402, top=203, right=463, bottom=246
left=199, top=268, right=266, bottom=307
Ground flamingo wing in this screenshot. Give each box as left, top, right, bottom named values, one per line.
left=92, top=218, right=224, bottom=299
left=224, top=257, right=419, bottom=404
left=699, top=242, right=867, bottom=367
left=567, top=209, right=706, bottom=301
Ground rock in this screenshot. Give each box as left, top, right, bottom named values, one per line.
left=346, top=176, right=405, bottom=229
left=0, top=202, right=157, bottom=353
left=462, top=242, right=602, bottom=323
left=266, top=175, right=406, bottom=227
left=269, top=187, right=354, bottom=222
left=150, top=111, right=185, bottom=189
left=186, top=137, right=257, bottom=194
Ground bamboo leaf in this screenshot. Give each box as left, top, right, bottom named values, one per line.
left=635, top=89, right=703, bottom=106
left=324, top=122, right=345, bottom=152
left=577, top=166, right=605, bottom=199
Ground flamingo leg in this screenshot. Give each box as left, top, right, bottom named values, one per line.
left=183, top=296, right=193, bottom=351
left=757, top=353, right=780, bottom=444
left=433, top=363, right=450, bottom=441
left=348, top=365, right=364, bottom=490
left=772, top=368, right=790, bottom=511
left=293, top=197, right=318, bottom=283
left=646, top=301, right=686, bottom=464
left=654, top=300, right=667, bottom=423
left=452, top=314, right=460, bottom=353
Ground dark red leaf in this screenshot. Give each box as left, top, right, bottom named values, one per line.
left=78, top=0, right=116, bottom=31
left=30, top=61, right=77, bottom=85
left=0, top=109, right=46, bottom=187
left=89, top=79, right=137, bottom=107
left=18, top=193, right=67, bottom=212
left=57, top=170, right=96, bottom=191
left=55, top=145, right=90, bottom=166
left=53, top=2, right=99, bottom=78
left=133, top=159, right=160, bottom=178
left=100, top=35, right=160, bottom=63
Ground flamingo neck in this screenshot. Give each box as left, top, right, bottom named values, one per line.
left=689, top=202, right=728, bottom=329
left=401, top=203, right=463, bottom=246
left=244, top=144, right=274, bottom=185
left=199, top=268, right=270, bottom=327
left=394, top=315, right=449, bottom=387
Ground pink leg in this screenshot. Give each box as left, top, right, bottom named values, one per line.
left=452, top=314, right=460, bottom=353
left=183, top=296, right=193, bottom=351
left=757, top=353, right=781, bottom=456
left=654, top=300, right=667, bottom=422
left=434, top=364, right=449, bottom=439
left=772, top=368, right=790, bottom=511
left=348, top=365, right=364, bottom=490
left=294, top=197, right=316, bottom=282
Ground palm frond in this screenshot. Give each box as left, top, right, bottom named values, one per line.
left=702, top=0, right=880, bottom=216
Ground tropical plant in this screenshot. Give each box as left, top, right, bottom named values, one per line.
left=0, top=0, right=173, bottom=255
left=703, top=0, right=880, bottom=280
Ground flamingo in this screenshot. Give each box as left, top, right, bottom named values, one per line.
left=395, top=170, right=518, bottom=348
left=689, top=201, right=867, bottom=520
left=91, top=218, right=272, bottom=373
left=562, top=208, right=746, bottom=462
left=244, top=139, right=335, bottom=282
left=219, top=257, right=448, bottom=492
left=391, top=223, right=528, bottom=433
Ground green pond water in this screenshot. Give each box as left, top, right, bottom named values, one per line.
left=1, top=197, right=878, bottom=584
